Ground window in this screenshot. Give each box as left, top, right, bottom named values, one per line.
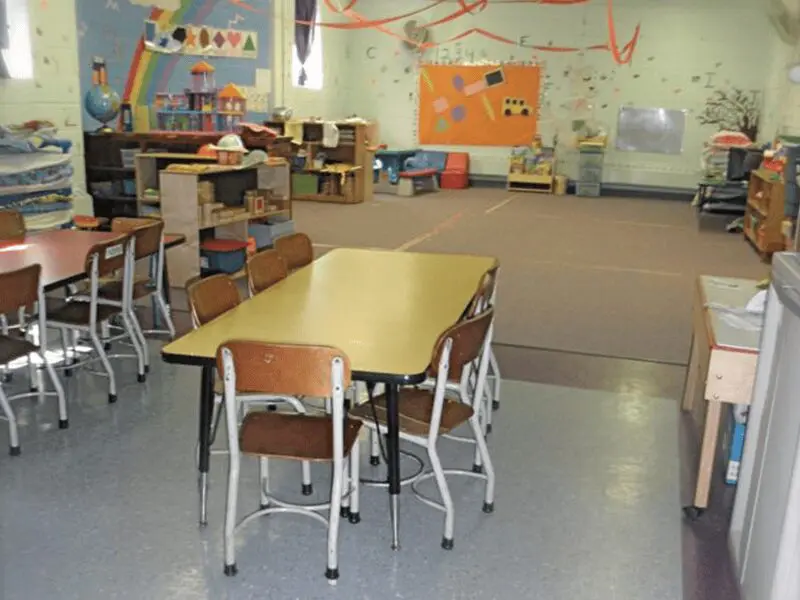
left=0, top=0, right=33, bottom=79
left=291, top=3, right=322, bottom=90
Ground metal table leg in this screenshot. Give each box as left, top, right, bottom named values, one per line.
left=198, top=364, right=214, bottom=527
left=384, top=381, right=401, bottom=550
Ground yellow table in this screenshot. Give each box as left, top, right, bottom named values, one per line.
left=162, top=247, right=497, bottom=546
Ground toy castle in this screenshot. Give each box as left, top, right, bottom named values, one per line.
left=154, top=61, right=246, bottom=132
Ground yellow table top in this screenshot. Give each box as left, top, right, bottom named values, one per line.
left=162, top=248, right=497, bottom=382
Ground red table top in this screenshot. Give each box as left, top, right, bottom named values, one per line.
left=0, top=229, right=184, bottom=291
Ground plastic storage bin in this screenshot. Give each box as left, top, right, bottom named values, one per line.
left=292, top=173, right=319, bottom=196
left=200, top=239, right=247, bottom=274
left=120, top=148, right=138, bottom=169
left=248, top=219, right=296, bottom=249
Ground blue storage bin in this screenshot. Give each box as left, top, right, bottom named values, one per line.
left=200, top=239, right=247, bottom=274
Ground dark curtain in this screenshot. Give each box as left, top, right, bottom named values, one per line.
left=294, top=0, right=317, bottom=86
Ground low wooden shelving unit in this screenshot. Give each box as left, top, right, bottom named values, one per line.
left=156, top=157, right=291, bottom=287
left=744, top=169, right=785, bottom=260
left=263, top=119, right=377, bottom=204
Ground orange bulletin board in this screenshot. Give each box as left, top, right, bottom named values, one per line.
left=418, top=64, right=541, bottom=146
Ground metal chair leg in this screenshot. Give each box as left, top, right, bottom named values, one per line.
left=41, top=350, right=68, bottom=429
left=153, top=294, right=176, bottom=339
left=120, top=312, right=146, bottom=381
left=369, top=428, right=380, bottom=465
left=223, top=448, right=240, bottom=576
left=0, top=385, right=19, bottom=455
left=89, top=328, right=117, bottom=403
left=326, top=458, right=344, bottom=583
left=127, top=307, right=150, bottom=373
left=259, top=457, right=270, bottom=509
left=469, top=413, right=495, bottom=513
left=349, top=436, right=361, bottom=523
left=489, top=350, right=501, bottom=410
left=428, top=441, right=455, bottom=549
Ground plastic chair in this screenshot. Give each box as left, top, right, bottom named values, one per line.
left=48, top=233, right=145, bottom=402
left=352, top=308, right=496, bottom=549
left=186, top=274, right=314, bottom=495
left=274, top=232, right=313, bottom=271
left=246, top=248, right=288, bottom=296
left=218, top=340, right=362, bottom=581
left=0, top=264, right=67, bottom=455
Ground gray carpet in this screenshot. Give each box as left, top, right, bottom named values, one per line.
left=0, top=352, right=682, bottom=600
left=294, top=191, right=768, bottom=364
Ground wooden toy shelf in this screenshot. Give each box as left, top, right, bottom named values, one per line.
left=157, top=158, right=291, bottom=287
left=744, top=169, right=785, bottom=261
left=263, top=119, right=378, bottom=204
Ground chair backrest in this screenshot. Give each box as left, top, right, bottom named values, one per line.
left=429, top=307, right=494, bottom=379
left=217, top=340, right=351, bottom=397
left=112, top=217, right=164, bottom=260
left=465, top=266, right=498, bottom=317
left=84, top=234, right=132, bottom=278
left=0, top=209, right=26, bottom=240
left=0, top=264, right=40, bottom=315
left=246, top=248, right=288, bottom=296
left=274, top=232, right=313, bottom=271
left=186, top=274, right=240, bottom=327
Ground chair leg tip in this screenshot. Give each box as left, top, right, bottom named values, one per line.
left=267, top=404, right=277, bottom=412
left=103, top=343, right=112, bottom=351
left=492, top=400, right=500, bottom=411
left=471, top=464, right=483, bottom=474
left=29, top=386, right=37, bottom=393
left=325, top=567, right=339, bottom=581
left=58, top=419, right=69, bottom=430
left=441, top=537, right=454, bottom=550
left=137, top=373, right=146, bottom=383
left=223, top=564, right=238, bottom=577
left=369, top=456, right=380, bottom=466
left=486, top=424, right=493, bottom=434
left=340, top=506, right=351, bottom=518
left=9, top=446, right=20, bottom=456
left=144, top=365, right=150, bottom=374
left=108, top=393, right=117, bottom=403
left=348, top=512, right=361, bottom=524
left=259, top=502, right=270, bottom=510
left=64, top=369, right=72, bottom=377
left=2, top=373, right=12, bottom=383
left=301, top=483, right=313, bottom=496
left=482, top=502, right=495, bottom=514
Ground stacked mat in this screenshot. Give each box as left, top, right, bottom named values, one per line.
left=0, top=123, right=75, bottom=230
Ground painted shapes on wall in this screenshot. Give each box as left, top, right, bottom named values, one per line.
left=418, top=64, right=540, bottom=146
left=143, top=20, right=258, bottom=58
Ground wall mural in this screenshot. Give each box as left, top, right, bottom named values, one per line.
left=697, top=88, right=761, bottom=142
left=418, top=64, right=541, bottom=146
left=76, top=0, right=271, bottom=131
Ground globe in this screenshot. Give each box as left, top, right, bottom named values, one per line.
left=85, top=84, right=121, bottom=131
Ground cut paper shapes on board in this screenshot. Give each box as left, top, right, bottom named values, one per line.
left=419, top=64, right=539, bottom=145
left=143, top=21, right=258, bottom=58
left=463, top=79, right=486, bottom=96
left=502, top=98, right=532, bottom=117
left=433, top=97, right=450, bottom=113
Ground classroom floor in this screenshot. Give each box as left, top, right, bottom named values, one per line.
left=0, top=356, right=681, bottom=600
left=0, top=190, right=760, bottom=599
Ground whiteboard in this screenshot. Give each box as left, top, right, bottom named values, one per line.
left=615, top=107, right=687, bottom=155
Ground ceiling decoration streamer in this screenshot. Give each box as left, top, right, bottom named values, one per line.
left=229, top=0, right=640, bottom=65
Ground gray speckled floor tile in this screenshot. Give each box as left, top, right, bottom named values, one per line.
left=0, top=346, right=682, bottom=599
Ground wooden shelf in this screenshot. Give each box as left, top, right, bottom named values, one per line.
left=88, top=166, right=135, bottom=174
left=744, top=170, right=785, bottom=261
left=198, top=209, right=290, bottom=230
left=747, top=199, right=767, bottom=217
left=293, top=193, right=347, bottom=203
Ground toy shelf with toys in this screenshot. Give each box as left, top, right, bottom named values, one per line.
left=507, top=137, right=555, bottom=194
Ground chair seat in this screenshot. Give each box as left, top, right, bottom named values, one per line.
left=239, top=412, right=362, bottom=461
left=350, top=387, right=473, bottom=436
left=399, top=168, right=438, bottom=178
left=98, top=279, right=155, bottom=301
left=46, top=300, right=120, bottom=326
left=0, top=334, right=37, bottom=365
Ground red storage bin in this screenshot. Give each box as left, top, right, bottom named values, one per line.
left=440, top=152, right=470, bottom=189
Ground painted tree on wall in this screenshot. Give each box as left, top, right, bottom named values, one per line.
left=697, top=88, right=760, bottom=142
